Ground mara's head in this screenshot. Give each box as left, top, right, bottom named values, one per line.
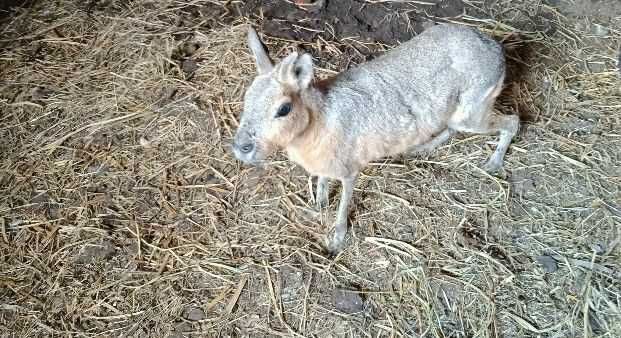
left=232, top=26, right=316, bottom=164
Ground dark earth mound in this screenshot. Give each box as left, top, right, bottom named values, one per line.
left=240, top=0, right=464, bottom=45
left=0, top=0, right=36, bottom=20
left=197, top=0, right=466, bottom=66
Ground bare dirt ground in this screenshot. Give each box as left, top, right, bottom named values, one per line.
left=1, top=0, right=620, bottom=337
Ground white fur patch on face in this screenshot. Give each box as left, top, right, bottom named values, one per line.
left=236, top=51, right=316, bottom=166
left=238, top=75, right=293, bottom=160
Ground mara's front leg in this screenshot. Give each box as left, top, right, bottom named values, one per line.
left=327, top=174, right=358, bottom=254
left=316, top=176, right=329, bottom=209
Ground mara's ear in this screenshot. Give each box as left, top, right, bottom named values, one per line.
left=247, top=26, right=273, bottom=74
left=277, top=52, right=314, bottom=91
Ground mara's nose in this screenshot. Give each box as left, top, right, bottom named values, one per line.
left=234, top=142, right=254, bottom=154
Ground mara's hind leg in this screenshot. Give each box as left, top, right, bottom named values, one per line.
left=410, top=129, right=455, bottom=154
left=449, top=80, right=519, bottom=173
left=479, top=114, right=519, bottom=172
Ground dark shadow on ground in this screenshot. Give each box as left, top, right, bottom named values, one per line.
left=0, top=0, right=36, bottom=21
left=499, top=34, right=539, bottom=123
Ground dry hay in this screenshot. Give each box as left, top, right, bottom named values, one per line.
left=0, top=0, right=620, bottom=337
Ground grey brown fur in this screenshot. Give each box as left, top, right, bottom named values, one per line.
left=232, top=24, right=519, bottom=253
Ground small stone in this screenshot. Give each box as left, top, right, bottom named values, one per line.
left=589, top=309, right=604, bottom=334
left=587, top=62, right=606, bottom=73
left=183, top=306, right=205, bottom=321
left=508, top=170, right=536, bottom=197
left=139, top=137, right=152, bottom=149
left=76, top=241, right=116, bottom=264
left=333, top=289, right=364, bottom=314
left=238, top=314, right=261, bottom=334
left=590, top=243, right=605, bottom=255
left=30, top=191, right=49, bottom=204
left=182, top=42, right=200, bottom=57
left=30, top=86, right=54, bottom=101
left=87, top=164, right=108, bottom=175
left=422, top=19, right=436, bottom=30
left=542, top=77, right=552, bottom=91
left=592, top=23, right=608, bottom=36
left=167, top=331, right=183, bottom=338
left=174, top=321, right=192, bottom=332
left=280, top=266, right=304, bottom=302
left=181, top=59, right=198, bottom=74
left=536, top=255, right=558, bottom=273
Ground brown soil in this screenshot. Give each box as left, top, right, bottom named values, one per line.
left=241, top=0, right=463, bottom=44
left=193, top=0, right=466, bottom=68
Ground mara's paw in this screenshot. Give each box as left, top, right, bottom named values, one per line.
left=482, top=157, right=503, bottom=174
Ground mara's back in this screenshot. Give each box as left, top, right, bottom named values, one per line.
left=323, top=24, right=505, bottom=163
left=367, top=24, right=504, bottom=88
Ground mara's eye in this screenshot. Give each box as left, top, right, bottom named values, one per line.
left=275, top=103, right=292, bottom=118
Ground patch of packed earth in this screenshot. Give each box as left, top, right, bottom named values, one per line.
left=198, top=0, right=466, bottom=64
left=240, top=0, right=464, bottom=44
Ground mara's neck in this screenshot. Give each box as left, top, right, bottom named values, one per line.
left=289, top=84, right=327, bottom=150
left=285, top=79, right=339, bottom=175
